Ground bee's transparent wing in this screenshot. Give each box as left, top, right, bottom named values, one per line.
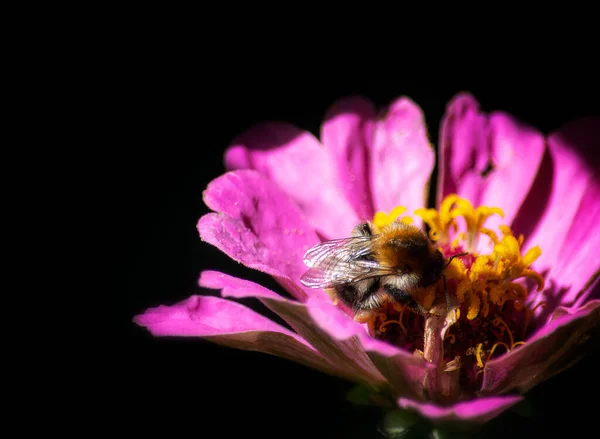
left=300, top=236, right=397, bottom=289
left=303, top=236, right=373, bottom=267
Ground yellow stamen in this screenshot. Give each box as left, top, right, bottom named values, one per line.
left=379, top=304, right=407, bottom=333
left=414, top=194, right=459, bottom=243
left=488, top=342, right=511, bottom=360
left=529, top=301, right=548, bottom=314
left=451, top=232, right=465, bottom=249
left=367, top=194, right=546, bottom=385
left=397, top=304, right=407, bottom=333
left=475, top=343, right=485, bottom=368
left=521, top=269, right=545, bottom=292
left=449, top=198, right=504, bottom=251
left=479, top=228, right=499, bottom=246
left=373, top=206, right=413, bottom=228
left=522, top=301, right=548, bottom=339
left=493, top=317, right=515, bottom=348
left=466, top=291, right=481, bottom=320
left=454, top=223, right=545, bottom=321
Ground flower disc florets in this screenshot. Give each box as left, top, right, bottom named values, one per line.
left=368, top=194, right=546, bottom=399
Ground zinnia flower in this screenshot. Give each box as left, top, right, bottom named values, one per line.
left=134, top=93, right=599, bottom=434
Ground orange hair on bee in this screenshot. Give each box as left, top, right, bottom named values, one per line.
left=372, top=222, right=433, bottom=272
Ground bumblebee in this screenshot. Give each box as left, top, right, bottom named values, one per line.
left=300, top=220, right=457, bottom=322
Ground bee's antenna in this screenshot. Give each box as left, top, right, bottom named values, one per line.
left=445, top=252, right=469, bottom=268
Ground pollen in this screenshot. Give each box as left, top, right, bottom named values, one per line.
left=369, top=194, right=547, bottom=398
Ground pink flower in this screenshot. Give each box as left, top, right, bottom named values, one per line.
left=134, top=93, right=599, bottom=431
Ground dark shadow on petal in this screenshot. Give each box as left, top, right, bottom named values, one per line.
left=511, top=143, right=554, bottom=245
left=583, top=273, right=600, bottom=301
left=551, top=116, right=600, bottom=173
left=528, top=276, right=571, bottom=334
left=528, top=269, right=599, bottom=335
left=230, top=121, right=308, bottom=152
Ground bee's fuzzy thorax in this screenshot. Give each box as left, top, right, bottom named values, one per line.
left=371, top=221, right=437, bottom=275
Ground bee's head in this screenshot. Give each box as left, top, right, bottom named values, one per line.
left=422, top=249, right=445, bottom=286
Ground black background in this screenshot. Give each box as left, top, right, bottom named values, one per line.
left=118, top=69, right=599, bottom=438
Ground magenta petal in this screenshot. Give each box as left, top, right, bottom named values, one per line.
left=305, top=296, right=434, bottom=399
left=523, top=129, right=594, bottom=273
left=397, top=395, right=522, bottom=424
left=135, top=295, right=289, bottom=336
left=199, top=270, right=283, bottom=300
left=437, top=93, right=489, bottom=206
left=198, top=170, right=323, bottom=301
left=523, top=117, right=600, bottom=307
left=321, top=96, right=376, bottom=221
left=370, top=97, right=434, bottom=223
left=548, top=180, right=600, bottom=307
left=199, top=270, right=433, bottom=393
left=199, top=271, right=386, bottom=386
left=438, top=93, right=545, bottom=236
left=133, top=295, right=337, bottom=375
left=480, top=300, right=600, bottom=395
left=223, top=122, right=360, bottom=239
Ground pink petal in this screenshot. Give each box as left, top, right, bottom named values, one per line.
left=548, top=180, right=600, bottom=307
left=224, top=122, right=360, bottom=239
left=438, top=93, right=545, bottom=240
left=370, top=97, right=434, bottom=224
left=437, top=93, right=490, bottom=207
left=480, top=299, right=600, bottom=396
left=133, top=295, right=338, bottom=375
left=199, top=270, right=283, bottom=300
left=522, top=117, right=600, bottom=308
left=199, top=270, right=433, bottom=394
left=397, top=395, right=523, bottom=424
left=521, top=132, right=593, bottom=271
left=199, top=270, right=386, bottom=386
left=320, top=96, right=376, bottom=221
left=305, top=296, right=434, bottom=399
left=198, top=170, right=322, bottom=301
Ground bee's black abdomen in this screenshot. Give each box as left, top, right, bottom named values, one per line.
left=382, top=285, right=412, bottom=303
left=335, top=278, right=381, bottom=310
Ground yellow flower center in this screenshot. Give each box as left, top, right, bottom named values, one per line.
left=370, top=195, right=546, bottom=397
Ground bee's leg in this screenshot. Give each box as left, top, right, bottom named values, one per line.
left=408, top=300, right=431, bottom=316
left=442, top=274, right=458, bottom=313
left=443, top=274, right=449, bottom=306
left=352, top=289, right=387, bottom=325
left=385, top=285, right=436, bottom=316
left=353, top=309, right=378, bottom=324
left=382, top=285, right=411, bottom=306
